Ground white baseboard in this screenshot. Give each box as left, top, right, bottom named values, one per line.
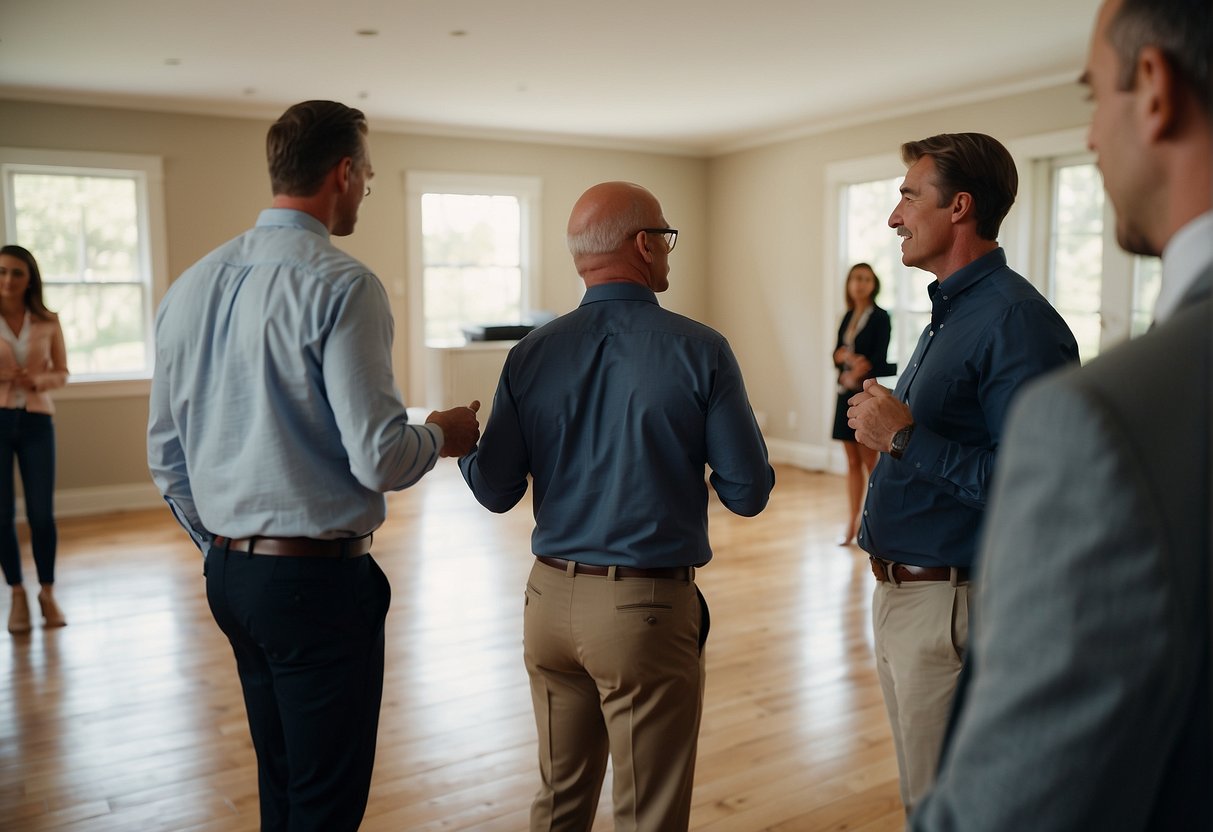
left=20, top=481, right=166, bottom=520
left=20, top=445, right=846, bottom=521
left=766, top=438, right=825, bottom=472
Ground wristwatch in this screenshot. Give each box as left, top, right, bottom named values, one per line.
left=889, top=424, right=915, bottom=460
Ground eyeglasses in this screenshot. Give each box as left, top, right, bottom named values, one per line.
left=641, top=228, right=678, bottom=253
left=364, top=184, right=372, bottom=198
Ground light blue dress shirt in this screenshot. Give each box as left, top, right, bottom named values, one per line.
left=459, top=282, right=774, bottom=568
left=148, top=208, right=441, bottom=543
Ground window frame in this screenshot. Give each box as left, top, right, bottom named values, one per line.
left=0, top=147, right=168, bottom=399
left=1006, top=128, right=1142, bottom=358
left=404, top=171, right=541, bottom=404
left=822, top=152, right=910, bottom=472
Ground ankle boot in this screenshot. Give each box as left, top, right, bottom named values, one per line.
left=38, top=589, right=66, bottom=628
left=8, top=589, right=31, bottom=634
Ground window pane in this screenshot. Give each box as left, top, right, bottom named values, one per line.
left=843, top=178, right=923, bottom=370
left=6, top=167, right=151, bottom=380
left=43, top=283, right=147, bottom=375
left=421, top=192, right=524, bottom=346
left=1130, top=256, right=1162, bottom=337
left=1049, top=163, right=1105, bottom=363
left=11, top=173, right=140, bottom=283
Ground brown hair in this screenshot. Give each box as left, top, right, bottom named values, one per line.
left=0, top=244, right=55, bottom=321
left=266, top=100, right=368, bottom=197
left=900, top=133, right=1018, bottom=241
left=1108, top=0, right=1210, bottom=115
left=844, top=262, right=880, bottom=311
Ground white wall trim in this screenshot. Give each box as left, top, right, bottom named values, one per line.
left=766, top=438, right=835, bottom=473
left=20, top=481, right=164, bottom=520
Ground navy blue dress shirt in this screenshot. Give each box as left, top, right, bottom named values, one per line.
left=859, top=248, right=1079, bottom=569
left=459, top=281, right=774, bottom=568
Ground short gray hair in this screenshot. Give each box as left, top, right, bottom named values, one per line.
left=566, top=192, right=651, bottom=256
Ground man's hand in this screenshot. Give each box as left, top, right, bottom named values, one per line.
left=427, top=400, right=481, bottom=458
left=847, top=379, right=912, bottom=453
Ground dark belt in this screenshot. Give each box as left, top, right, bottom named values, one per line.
left=213, top=534, right=373, bottom=558
left=536, top=555, right=694, bottom=581
left=870, top=557, right=969, bottom=584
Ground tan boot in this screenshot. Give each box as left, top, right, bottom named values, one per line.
left=8, top=588, right=31, bottom=634
left=38, top=587, right=66, bottom=628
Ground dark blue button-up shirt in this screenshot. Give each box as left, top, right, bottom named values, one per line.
left=859, top=248, right=1078, bottom=569
left=459, top=281, right=774, bottom=568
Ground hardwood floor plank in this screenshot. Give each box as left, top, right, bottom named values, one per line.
left=1, top=464, right=903, bottom=830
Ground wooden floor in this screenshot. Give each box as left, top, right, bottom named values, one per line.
left=1, top=463, right=903, bottom=831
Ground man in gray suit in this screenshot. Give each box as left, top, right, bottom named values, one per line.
left=911, top=0, right=1212, bottom=827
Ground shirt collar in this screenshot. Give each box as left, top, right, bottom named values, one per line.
left=1155, top=210, right=1213, bottom=323
left=255, top=208, right=331, bottom=239
left=0, top=310, right=30, bottom=345
left=927, top=247, right=1007, bottom=303
left=579, top=281, right=660, bottom=307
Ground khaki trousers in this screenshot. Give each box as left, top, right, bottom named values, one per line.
left=872, top=576, right=969, bottom=813
left=523, top=560, right=707, bottom=832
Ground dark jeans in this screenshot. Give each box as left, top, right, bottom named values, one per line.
left=205, top=546, right=391, bottom=832
left=0, top=409, right=57, bottom=587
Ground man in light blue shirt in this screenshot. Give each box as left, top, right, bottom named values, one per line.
left=147, top=100, right=479, bottom=832
left=460, top=181, right=774, bottom=830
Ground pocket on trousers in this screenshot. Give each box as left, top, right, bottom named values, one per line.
left=611, top=581, right=697, bottom=656
left=696, top=586, right=710, bottom=653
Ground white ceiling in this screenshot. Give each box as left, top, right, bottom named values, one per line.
left=0, top=0, right=1100, bottom=157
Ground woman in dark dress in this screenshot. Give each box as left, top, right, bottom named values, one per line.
left=831, top=263, right=892, bottom=545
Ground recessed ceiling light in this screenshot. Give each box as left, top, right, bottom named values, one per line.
left=164, top=58, right=181, bottom=66
left=449, top=30, right=468, bottom=37
left=356, top=28, right=379, bottom=37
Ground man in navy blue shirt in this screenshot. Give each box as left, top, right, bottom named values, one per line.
left=460, top=181, right=774, bottom=830
left=847, top=133, right=1078, bottom=813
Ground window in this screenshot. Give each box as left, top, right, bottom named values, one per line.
left=840, top=176, right=925, bottom=371
left=1, top=148, right=167, bottom=392
left=1130, top=246, right=1162, bottom=338
left=420, top=191, right=527, bottom=346
left=405, top=172, right=540, bottom=402
left=1024, top=149, right=1163, bottom=362
left=1044, top=157, right=1105, bottom=362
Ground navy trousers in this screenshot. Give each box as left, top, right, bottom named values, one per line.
left=205, top=546, right=391, bottom=832
left=0, top=409, right=56, bottom=587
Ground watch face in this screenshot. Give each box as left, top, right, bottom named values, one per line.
left=891, top=426, right=912, bottom=456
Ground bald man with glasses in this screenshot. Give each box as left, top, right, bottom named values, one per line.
left=460, top=181, right=774, bottom=831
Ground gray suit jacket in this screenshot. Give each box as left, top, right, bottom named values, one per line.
left=912, top=271, right=1212, bottom=830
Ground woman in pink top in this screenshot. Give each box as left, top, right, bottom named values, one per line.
left=0, top=246, right=69, bottom=634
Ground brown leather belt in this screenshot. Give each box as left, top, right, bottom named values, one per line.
left=214, top=534, right=373, bottom=558
left=536, top=555, right=694, bottom=581
left=870, top=557, right=969, bottom=584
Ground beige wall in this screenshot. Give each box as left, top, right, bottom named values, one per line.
left=1, top=81, right=1089, bottom=511
left=0, top=99, right=707, bottom=507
